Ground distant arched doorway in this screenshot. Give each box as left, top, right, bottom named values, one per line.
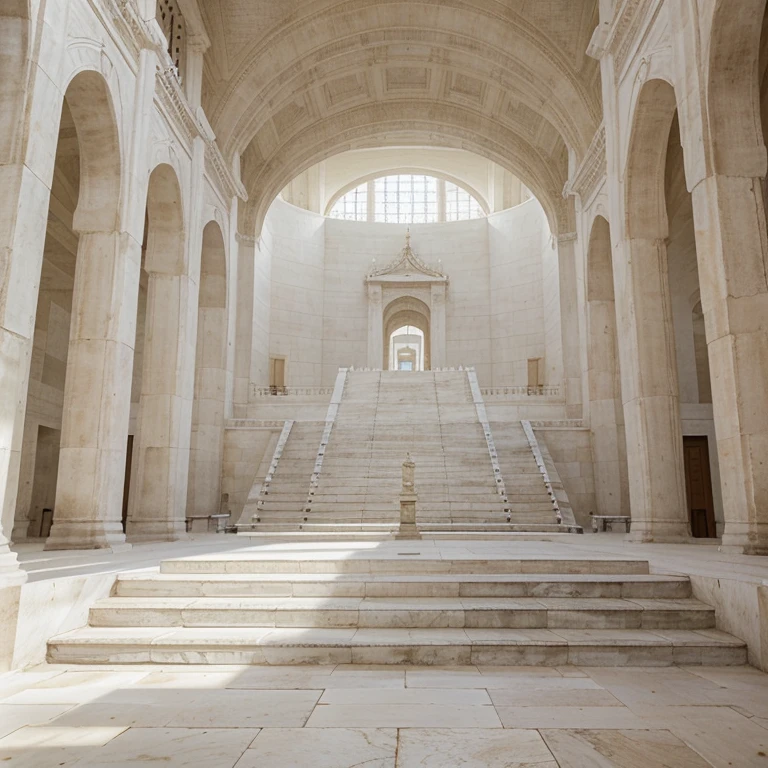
left=389, top=326, right=425, bottom=371
left=383, top=297, right=431, bottom=371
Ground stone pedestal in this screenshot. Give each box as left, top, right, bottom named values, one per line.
left=396, top=494, right=421, bottom=540
left=395, top=453, right=421, bottom=540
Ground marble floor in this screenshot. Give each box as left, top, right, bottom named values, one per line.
left=1, top=661, right=768, bottom=766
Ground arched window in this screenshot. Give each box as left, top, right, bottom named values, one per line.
left=328, top=174, right=486, bottom=223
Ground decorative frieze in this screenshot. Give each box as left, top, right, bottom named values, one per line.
left=567, top=124, right=606, bottom=206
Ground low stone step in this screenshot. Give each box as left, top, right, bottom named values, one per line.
left=115, top=572, right=693, bottom=599
left=88, top=596, right=715, bottom=630
left=47, top=626, right=746, bottom=667
left=160, top=557, right=650, bottom=576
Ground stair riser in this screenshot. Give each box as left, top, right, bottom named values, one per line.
left=89, top=607, right=714, bottom=630
left=116, top=580, right=691, bottom=600
left=47, top=641, right=746, bottom=667
left=159, top=560, right=651, bottom=575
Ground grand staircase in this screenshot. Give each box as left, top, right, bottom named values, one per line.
left=48, top=551, right=746, bottom=667
left=249, top=370, right=570, bottom=533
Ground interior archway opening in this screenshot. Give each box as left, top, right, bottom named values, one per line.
left=389, top=326, right=425, bottom=371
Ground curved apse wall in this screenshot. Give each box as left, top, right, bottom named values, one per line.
left=256, top=195, right=557, bottom=388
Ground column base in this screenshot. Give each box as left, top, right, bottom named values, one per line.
left=126, top=520, right=189, bottom=543
left=624, top=519, right=692, bottom=544
left=0, top=544, right=27, bottom=589
left=44, top=520, right=128, bottom=551
left=721, top=523, right=768, bottom=556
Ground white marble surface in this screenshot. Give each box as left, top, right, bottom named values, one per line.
left=1, top=663, right=768, bottom=766
left=397, top=728, right=558, bottom=768
left=239, top=728, right=397, bottom=768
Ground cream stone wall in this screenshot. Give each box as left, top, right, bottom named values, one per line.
left=259, top=197, right=555, bottom=389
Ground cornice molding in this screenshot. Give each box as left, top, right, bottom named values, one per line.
left=102, top=0, right=163, bottom=60
left=155, top=67, right=247, bottom=201
left=604, top=0, right=655, bottom=77
left=567, top=123, right=606, bottom=206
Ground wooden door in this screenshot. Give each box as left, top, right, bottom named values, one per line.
left=683, top=436, right=716, bottom=538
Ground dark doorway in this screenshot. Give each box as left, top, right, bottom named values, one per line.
left=122, top=434, right=134, bottom=533
left=683, top=436, right=716, bottom=538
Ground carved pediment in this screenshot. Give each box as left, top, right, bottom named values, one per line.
left=366, top=230, right=447, bottom=283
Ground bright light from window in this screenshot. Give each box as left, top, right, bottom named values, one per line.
left=328, top=174, right=485, bottom=223
left=328, top=182, right=368, bottom=220
left=445, top=181, right=484, bottom=221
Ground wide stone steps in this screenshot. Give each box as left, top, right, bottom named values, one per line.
left=87, top=596, right=715, bottom=630
left=115, top=572, right=695, bottom=599
left=46, top=555, right=747, bottom=667
left=47, top=626, right=746, bottom=667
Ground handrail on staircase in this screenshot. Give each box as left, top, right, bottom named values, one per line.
left=520, top=420, right=562, bottom=524
left=303, top=369, right=349, bottom=519
left=466, top=369, right=512, bottom=521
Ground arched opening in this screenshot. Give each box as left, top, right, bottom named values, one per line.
left=383, top=298, right=431, bottom=371
left=623, top=78, right=723, bottom=540
left=187, top=221, right=228, bottom=519
left=622, top=78, right=690, bottom=542
left=14, top=71, right=127, bottom=550
left=585, top=216, right=628, bottom=517
left=697, top=0, right=768, bottom=552
left=389, top=326, right=425, bottom=371
left=126, top=163, right=190, bottom=542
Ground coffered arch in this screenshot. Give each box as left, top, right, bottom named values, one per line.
left=239, top=100, right=571, bottom=237
left=203, top=0, right=601, bottom=163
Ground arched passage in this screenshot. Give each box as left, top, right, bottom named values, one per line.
left=39, top=71, right=129, bottom=550
left=383, top=298, right=431, bottom=371
left=621, top=78, right=690, bottom=543
left=692, top=0, right=768, bottom=552
left=127, top=163, right=192, bottom=542
left=187, top=221, right=228, bottom=518
left=585, top=216, right=628, bottom=517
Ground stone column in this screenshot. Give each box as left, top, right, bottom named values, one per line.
left=558, top=234, right=584, bottom=419
left=127, top=268, right=196, bottom=541
left=430, top=283, right=447, bottom=369
left=45, top=230, right=140, bottom=550
left=367, top=283, right=383, bottom=368
left=692, top=173, right=768, bottom=554
left=127, top=142, right=205, bottom=542
left=587, top=297, right=625, bottom=515
left=234, top=234, right=255, bottom=410
left=618, top=236, right=689, bottom=542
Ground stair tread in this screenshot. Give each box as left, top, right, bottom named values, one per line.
left=92, top=596, right=713, bottom=611
left=118, top=572, right=688, bottom=583
left=50, top=625, right=744, bottom=648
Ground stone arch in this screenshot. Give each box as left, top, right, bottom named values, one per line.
left=144, top=163, right=185, bottom=275
left=187, top=220, right=228, bottom=518
left=624, top=78, right=679, bottom=239
left=383, top=297, right=431, bottom=371
left=0, top=0, right=31, bottom=166
left=214, top=2, right=600, bottom=161
left=62, top=70, right=122, bottom=233
left=707, top=0, right=768, bottom=176
left=127, top=162, right=190, bottom=542
left=619, top=76, right=690, bottom=542
left=42, top=70, right=128, bottom=550
left=242, top=105, right=570, bottom=238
